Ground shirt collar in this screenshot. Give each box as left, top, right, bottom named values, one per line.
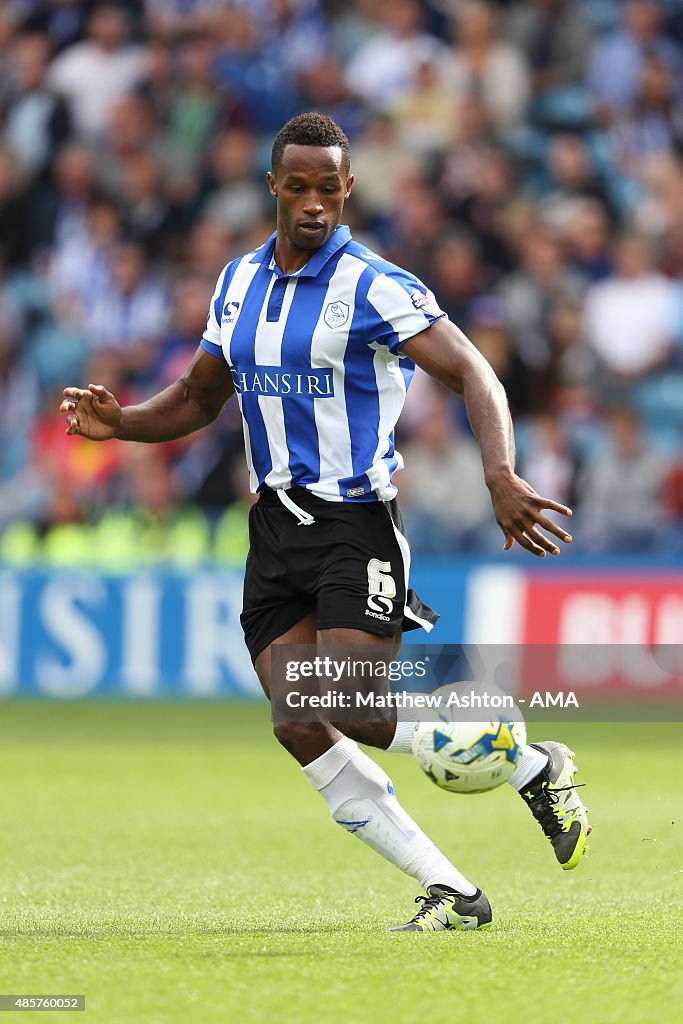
left=249, top=225, right=352, bottom=279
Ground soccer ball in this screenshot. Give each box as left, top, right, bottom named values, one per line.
left=412, top=688, right=527, bottom=795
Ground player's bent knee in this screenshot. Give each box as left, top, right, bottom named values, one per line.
left=329, top=718, right=395, bottom=750
left=272, top=719, right=331, bottom=759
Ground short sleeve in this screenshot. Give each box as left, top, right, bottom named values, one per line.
left=200, top=264, right=230, bottom=359
left=364, top=271, right=447, bottom=355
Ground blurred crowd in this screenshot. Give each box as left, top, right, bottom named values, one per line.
left=3, top=0, right=683, bottom=567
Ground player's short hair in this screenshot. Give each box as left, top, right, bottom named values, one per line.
left=271, top=112, right=350, bottom=175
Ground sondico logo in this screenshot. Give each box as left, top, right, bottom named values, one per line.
left=367, top=594, right=393, bottom=619
left=365, top=558, right=396, bottom=622
left=222, top=300, right=241, bottom=324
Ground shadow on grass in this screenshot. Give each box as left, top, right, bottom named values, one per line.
left=0, top=923, right=367, bottom=939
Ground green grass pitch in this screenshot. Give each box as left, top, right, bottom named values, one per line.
left=0, top=702, right=681, bottom=1024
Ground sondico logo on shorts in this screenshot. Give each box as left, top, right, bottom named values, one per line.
left=365, top=559, right=396, bottom=622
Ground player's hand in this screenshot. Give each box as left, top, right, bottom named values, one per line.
left=487, top=470, right=572, bottom=558
left=60, top=384, right=122, bottom=441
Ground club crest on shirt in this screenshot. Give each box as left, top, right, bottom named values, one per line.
left=324, top=300, right=350, bottom=329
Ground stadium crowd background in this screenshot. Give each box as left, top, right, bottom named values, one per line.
left=2, top=0, right=683, bottom=568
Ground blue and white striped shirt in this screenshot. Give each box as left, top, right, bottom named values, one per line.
left=201, top=225, right=446, bottom=502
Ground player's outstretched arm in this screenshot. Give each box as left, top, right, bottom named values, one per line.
left=401, top=320, right=572, bottom=558
left=61, top=347, right=235, bottom=444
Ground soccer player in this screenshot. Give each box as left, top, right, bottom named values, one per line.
left=61, top=113, right=590, bottom=933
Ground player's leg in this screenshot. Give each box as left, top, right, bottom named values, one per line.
left=372, top=703, right=591, bottom=870
left=316, top=624, right=402, bottom=749
left=254, top=609, right=340, bottom=764
left=257, top=624, right=491, bottom=931
left=378, top=715, right=591, bottom=869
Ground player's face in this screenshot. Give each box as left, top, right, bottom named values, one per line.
left=267, top=144, right=354, bottom=251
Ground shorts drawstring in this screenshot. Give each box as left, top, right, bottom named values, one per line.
left=276, top=488, right=316, bottom=526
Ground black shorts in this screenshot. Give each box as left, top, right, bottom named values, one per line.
left=240, top=486, right=439, bottom=663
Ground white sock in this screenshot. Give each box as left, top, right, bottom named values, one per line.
left=302, top=736, right=476, bottom=895
left=507, top=744, right=549, bottom=791
left=386, top=720, right=414, bottom=754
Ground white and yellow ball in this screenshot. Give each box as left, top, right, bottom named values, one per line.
left=412, top=685, right=526, bottom=794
